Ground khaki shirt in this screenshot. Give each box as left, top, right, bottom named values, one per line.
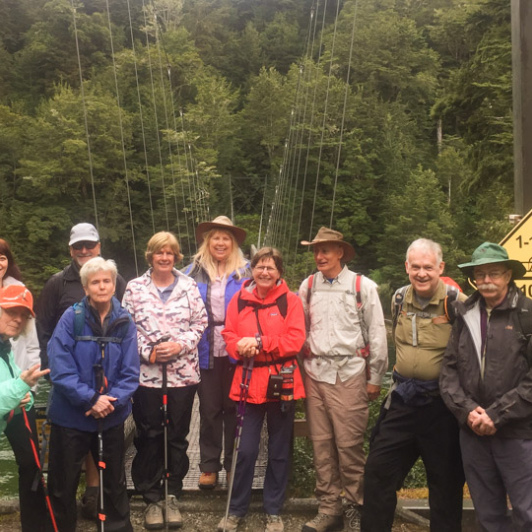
left=299, top=266, right=388, bottom=386
left=394, top=280, right=466, bottom=381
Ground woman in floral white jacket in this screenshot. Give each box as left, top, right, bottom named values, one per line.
left=123, top=231, right=207, bottom=530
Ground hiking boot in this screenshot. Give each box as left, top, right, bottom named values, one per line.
left=144, top=502, right=164, bottom=530
left=344, top=503, right=362, bottom=531
left=265, top=514, right=284, bottom=532
left=302, top=512, right=344, bottom=532
left=165, top=495, right=183, bottom=529
left=80, top=486, right=98, bottom=521
left=198, top=471, right=218, bottom=490
left=216, top=514, right=241, bottom=532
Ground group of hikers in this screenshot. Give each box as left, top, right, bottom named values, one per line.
left=0, top=216, right=531, bottom=532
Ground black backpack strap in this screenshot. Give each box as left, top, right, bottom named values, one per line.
left=392, top=285, right=409, bottom=338
left=443, top=285, right=459, bottom=324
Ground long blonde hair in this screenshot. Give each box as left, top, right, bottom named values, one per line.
left=194, top=229, right=247, bottom=282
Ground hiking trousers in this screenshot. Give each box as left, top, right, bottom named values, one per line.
left=361, top=395, right=464, bottom=532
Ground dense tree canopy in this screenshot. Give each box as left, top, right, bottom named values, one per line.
left=0, top=0, right=517, bottom=295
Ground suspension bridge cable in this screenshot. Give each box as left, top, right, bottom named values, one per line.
left=308, top=0, right=341, bottom=241
left=104, top=0, right=139, bottom=275
left=70, top=0, right=99, bottom=231
left=287, top=4, right=318, bottom=258
left=125, top=0, right=156, bottom=234
left=141, top=0, right=170, bottom=230
left=330, top=0, right=359, bottom=227
left=295, top=0, right=326, bottom=252
left=152, top=13, right=183, bottom=245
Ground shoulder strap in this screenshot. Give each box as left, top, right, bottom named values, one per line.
left=73, top=302, right=85, bottom=339
left=237, top=292, right=288, bottom=319
left=354, top=274, right=369, bottom=346
left=306, top=274, right=314, bottom=306
left=73, top=302, right=130, bottom=344
left=392, top=285, right=409, bottom=337
left=443, top=285, right=459, bottom=324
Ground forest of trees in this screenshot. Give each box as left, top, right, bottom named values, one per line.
left=0, top=0, right=518, bottom=298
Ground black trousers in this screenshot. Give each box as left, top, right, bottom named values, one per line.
left=48, top=422, right=132, bottom=532
left=198, top=357, right=236, bottom=473
left=131, top=384, right=197, bottom=503
left=4, top=408, right=50, bottom=532
left=361, top=396, right=464, bottom=532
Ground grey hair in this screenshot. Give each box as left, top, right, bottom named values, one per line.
left=406, top=238, right=443, bottom=266
left=80, top=257, right=118, bottom=287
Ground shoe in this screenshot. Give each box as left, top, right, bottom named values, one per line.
left=265, top=514, right=284, bottom=532
left=144, top=502, right=164, bottom=530
left=216, top=514, right=241, bottom=532
left=344, top=503, right=362, bottom=531
left=80, top=486, right=98, bottom=521
left=302, top=512, right=344, bottom=532
left=198, top=471, right=218, bottom=490
left=165, top=495, right=183, bottom=529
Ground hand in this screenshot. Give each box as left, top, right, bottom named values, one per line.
left=20, top=364, right=50, bottom=387
left=468, top=407, right=496, bottom=436
left=367, top=383, right=381, bottom=401
left=85, top=395, right=117, bottom=418
left=236, top=337, right=259, bottom=358
left=18, top=392, right=31, bottom=408
left=154, top=341, right=182, bottom=362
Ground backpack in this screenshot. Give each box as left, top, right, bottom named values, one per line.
left=237, top=291, right=288, bottom=319
left=391, top=284, right=459, bottom=339
left=73, top=301, right=131, bottom=345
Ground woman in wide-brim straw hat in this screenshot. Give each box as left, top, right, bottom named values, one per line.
left=300, top=226, right=356, bottom=262
left=184, top=216, right=251, bottom=490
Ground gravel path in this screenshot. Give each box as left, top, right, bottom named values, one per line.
left=0, top=493, right=428, bottom=531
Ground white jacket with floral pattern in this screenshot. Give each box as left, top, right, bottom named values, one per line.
left=123, top=268, right=207, bottom=388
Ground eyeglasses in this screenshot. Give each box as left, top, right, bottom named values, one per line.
left=71, top=241, right=98, bottom=251
left=253, top=265, right=278, bottom=273
left=474, top=270, right=509, bottom=281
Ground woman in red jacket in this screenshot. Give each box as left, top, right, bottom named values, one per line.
left=217, top=247, right=306, bottom=532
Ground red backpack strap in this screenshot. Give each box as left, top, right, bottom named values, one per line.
left=306, top=274, right=314, bottom=306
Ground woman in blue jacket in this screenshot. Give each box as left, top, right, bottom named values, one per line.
left=184, top=216, right=250, bottom=489
left=47, top=257, right=139, bottom=532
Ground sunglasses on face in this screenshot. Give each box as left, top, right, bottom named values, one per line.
left=71, top=241, right=98, bottom=251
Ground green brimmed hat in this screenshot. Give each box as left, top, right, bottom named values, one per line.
left=458, top=242, right=526, bottom=279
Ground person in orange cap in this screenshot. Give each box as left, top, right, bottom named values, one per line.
left=0, top=285, right=51, bottom=531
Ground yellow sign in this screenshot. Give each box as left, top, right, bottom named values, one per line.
left=500, top=209, right=532, bottom=298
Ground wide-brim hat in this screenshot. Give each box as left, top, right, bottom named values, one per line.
left=0, top=285, right=35, bottom=317
left=196, top=216, right=247, bottom=245
left=458, top=242, right=526, bottom=279
left=301, top=227, right=355, bottom=262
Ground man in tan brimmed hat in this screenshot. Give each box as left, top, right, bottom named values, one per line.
left=440, top=242, right=532, bottom=530
left=299, top=227, right=388, bottom=532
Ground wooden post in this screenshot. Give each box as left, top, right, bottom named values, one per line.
left=512, top=0, right=532, bottom=214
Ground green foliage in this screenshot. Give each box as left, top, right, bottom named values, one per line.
left=0, top=0, right=518, bottom=298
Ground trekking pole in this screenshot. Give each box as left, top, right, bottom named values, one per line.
left=223, top=356, right=254, bottom=532
left=21, top=408, right=59, bottom=532
left=161, top=361, right=169, bottom=532
left=94, top=342, right=109, bottom=532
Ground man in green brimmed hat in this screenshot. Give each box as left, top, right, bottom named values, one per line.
left=440, top=242, right=532, bottom=531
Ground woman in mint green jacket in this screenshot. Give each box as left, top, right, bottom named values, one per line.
left=0, top=285, right=50, bottom=531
